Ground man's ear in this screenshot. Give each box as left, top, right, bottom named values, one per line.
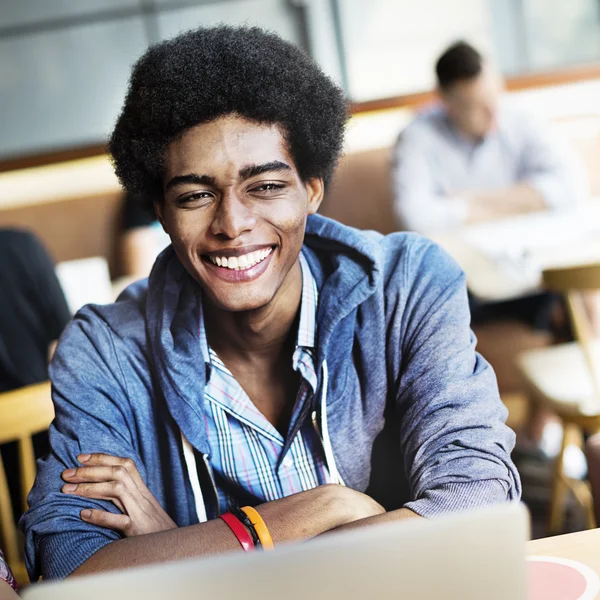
left=305, top=178, right=325, bottom=215
left=154, top=199, right=169, bottom=234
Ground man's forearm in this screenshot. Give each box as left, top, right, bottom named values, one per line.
left=72, top=517, right=243, bottom=576
left=71, top=485, right=379, bottom=577
left=465, top=183, right=545, bottom=224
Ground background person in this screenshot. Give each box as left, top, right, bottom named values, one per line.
left=0, top=229, right=70, bottom=392
left=392, top=41, right=588, bottom=234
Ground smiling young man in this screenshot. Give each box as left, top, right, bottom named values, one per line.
left=22, top=27, right=520, bottom=581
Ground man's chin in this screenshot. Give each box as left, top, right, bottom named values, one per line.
left=207, top=290, right=275, bottom=314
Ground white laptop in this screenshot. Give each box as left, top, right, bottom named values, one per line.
left=23, top=503, right=529, bottom=600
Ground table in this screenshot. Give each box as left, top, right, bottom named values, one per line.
left=432, top=202, right=600, bottom=303
left=528, top=528, right=600, bottom=597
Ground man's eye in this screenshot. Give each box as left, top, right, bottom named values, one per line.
left=253, top=183, right=284, bottom=192
left=176, top=192, right=212, bottom=206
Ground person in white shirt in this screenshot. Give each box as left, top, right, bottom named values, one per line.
left=392, top=41, right=587, bottom=235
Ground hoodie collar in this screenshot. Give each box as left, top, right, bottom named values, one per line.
left=303, top=214, right=381, bottom=360
left=146, top=249, right=209, bottom=453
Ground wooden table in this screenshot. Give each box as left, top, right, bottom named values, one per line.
left=432, top=202, right=600, bottom=303
left=528, top=529, right=600, bottom=597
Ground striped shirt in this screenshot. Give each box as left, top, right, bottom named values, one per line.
left=200, top=252, right=331, bottom=512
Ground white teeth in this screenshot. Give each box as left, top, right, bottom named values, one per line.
left=208, top=247, right=273, bottom=271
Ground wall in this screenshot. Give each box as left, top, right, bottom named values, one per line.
left=0, top=0, right=307, bottom=160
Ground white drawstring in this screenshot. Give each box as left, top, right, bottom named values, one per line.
left=181, top=432, right=208, bottom=523
left=320, top=360, right=345, bottom=486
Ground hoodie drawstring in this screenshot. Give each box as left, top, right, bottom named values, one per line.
left=181, top=432, right=208, bottom=523
left=319, top=360, right=345, bottom=486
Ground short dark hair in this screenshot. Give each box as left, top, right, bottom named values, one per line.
left=108, top=26, right=348, bottom=206
left=435, top=41, right=483, bottom=90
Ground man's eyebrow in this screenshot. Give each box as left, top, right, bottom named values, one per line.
left=239, top=161, right=292, bottom=181
left=164, top=173, right=216, bottom=192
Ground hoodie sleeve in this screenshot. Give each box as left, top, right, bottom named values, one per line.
left=392, top=236, right=521, bottom=517
left=20, top=306, right=145, bottom=581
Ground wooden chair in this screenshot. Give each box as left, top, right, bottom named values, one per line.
left=0, top=382, right=54, bottom=585
left=585, top=431, right=600, bottom=527
left=518, top=263, right=600, bottom=534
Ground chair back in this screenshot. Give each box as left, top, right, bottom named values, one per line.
left=0, top=381, right=54, bottom=583
left=320, top=147, right=399, bottom=234
left=585, top=432, right=600, bottom=526
left=543, top=263, right=600, bottom=401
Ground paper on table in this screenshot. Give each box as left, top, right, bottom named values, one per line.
left=464, top=203, right=600, bottom=288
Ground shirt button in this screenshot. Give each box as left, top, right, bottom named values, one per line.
left=283, top=456, right=294, bottom=468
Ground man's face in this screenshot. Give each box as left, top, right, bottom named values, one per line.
left=156, top=115, right=323, bottom=313
left=441, top=65, right=503, bottom=141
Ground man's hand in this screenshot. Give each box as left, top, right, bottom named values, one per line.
left=462, top=183, right=545, bottom=224
left=258, top=484, right=386, bottom=544
left=62, top=453, right=177, bottom=536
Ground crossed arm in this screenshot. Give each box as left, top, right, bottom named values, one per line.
left=62, top=453, right=419, bottom=577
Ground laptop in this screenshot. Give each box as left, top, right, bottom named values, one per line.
left=23, top=502, right=529, bottom=600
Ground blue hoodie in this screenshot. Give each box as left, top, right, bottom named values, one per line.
left=21, top=214, right=520, bottom=580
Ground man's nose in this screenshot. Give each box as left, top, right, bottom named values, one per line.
left=210, top=191, right=257, bottom=239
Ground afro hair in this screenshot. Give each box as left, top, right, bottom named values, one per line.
left=109, top=26, right=348, bottom=205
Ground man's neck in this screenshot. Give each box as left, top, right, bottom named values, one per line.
left=445, top=115, right=485, bottom=147
left=203, top=259, right=303, bottom=365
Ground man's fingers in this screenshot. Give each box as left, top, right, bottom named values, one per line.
left=76, top=453, right=147, bottom=491
left=62, top=481, right=135, bottom=513
left=80, top=509, right=133, bottom=535
left=63, top=465, right=136, bottom=488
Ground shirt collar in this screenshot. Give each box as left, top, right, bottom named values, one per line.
left=198, top=250, right=318, bottom=364
left=296, top=251, right=318, bottom=350
left=441, top=110, right=490, bottom=151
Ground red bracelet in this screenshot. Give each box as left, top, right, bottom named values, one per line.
left=220, top=512, right=255, bottom=552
